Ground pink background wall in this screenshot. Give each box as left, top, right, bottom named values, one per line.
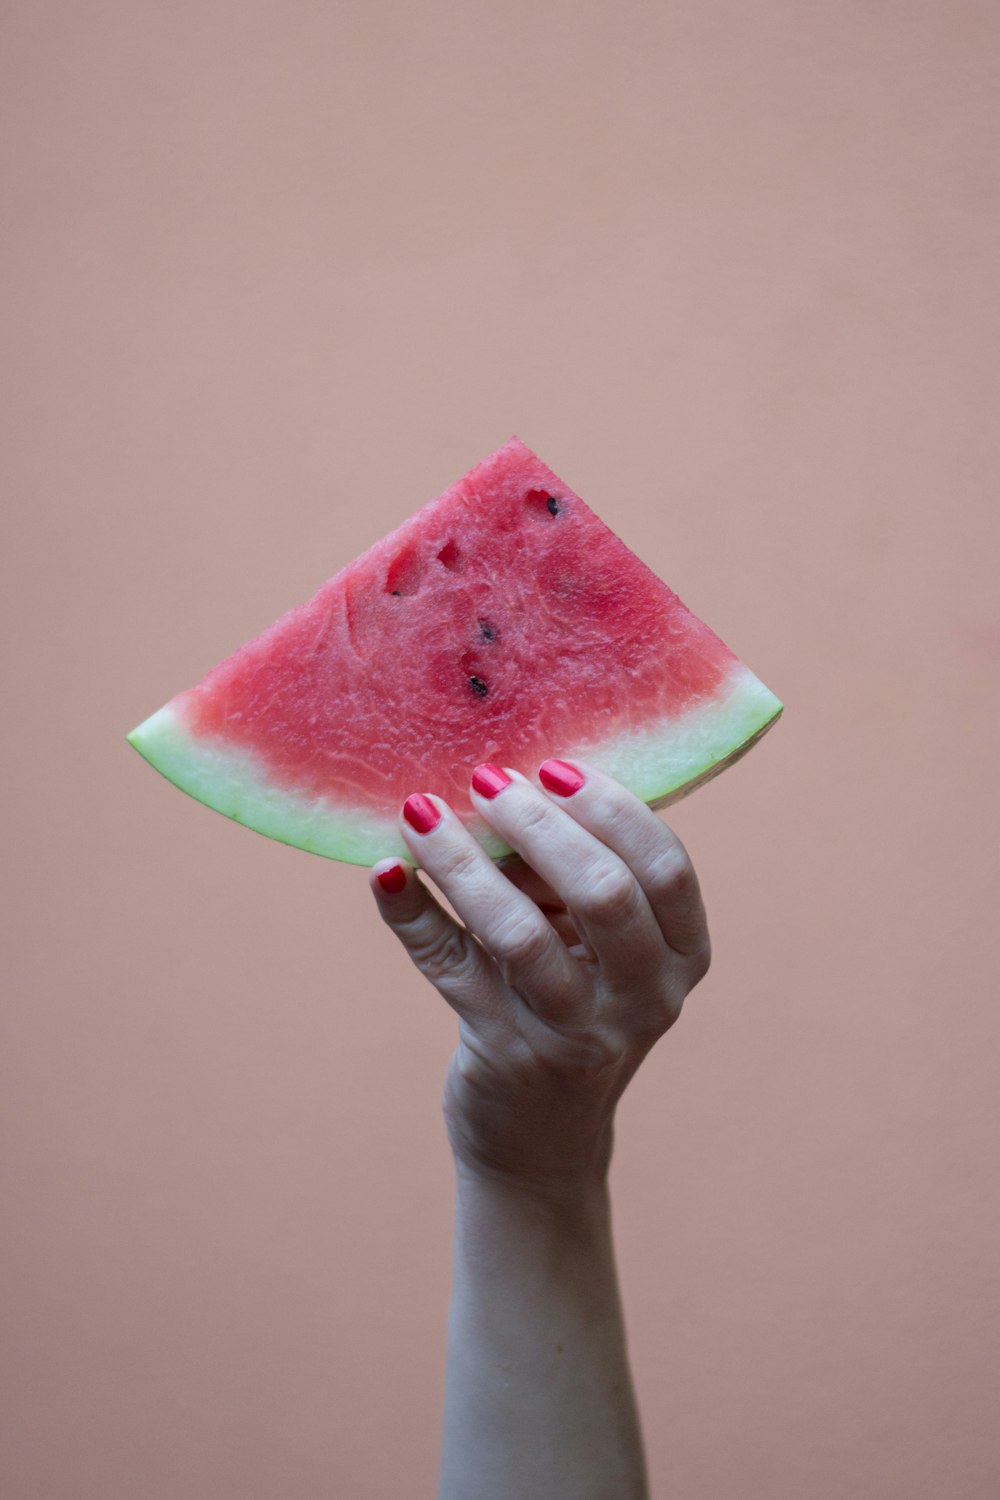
left=3, top=3, right=998, bottom=1496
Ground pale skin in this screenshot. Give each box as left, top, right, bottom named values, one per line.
left=369, top=759, right=712, bottom=1500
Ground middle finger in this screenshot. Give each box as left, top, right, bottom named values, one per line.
left=470, top=765, right=668, bottom=988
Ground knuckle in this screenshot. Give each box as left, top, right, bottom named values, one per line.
left=534, top=1026, right=622, bottom=1080
left=408, top=922, right=475, bottom=982
left=670, top=905, right=711, bottom=959
left=490, top=912, right=552, bottom=970
left=632, top=981, right=687, bottom=1043
left=601, top=795, right=640, bottom=844
left=436, top=840, right=482, bottom=886
left=646, top=850, right=710, bottom=958
left=629, top=1007, right=674, bottom=1049
left=687, top=935, right=712, bottom=986
left=512, top=793, right=552, bottom=838
left=645, top=846, right=697, bottom=902
left=575, top=862, right=641, bottom=924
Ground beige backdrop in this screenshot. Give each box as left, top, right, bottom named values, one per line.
left=3, top=3, right=998, bottom=1497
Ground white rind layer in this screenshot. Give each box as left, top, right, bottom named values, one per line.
left=576, top=666, right=782, bottom=807
left=127, top=665, right=782, bottom=866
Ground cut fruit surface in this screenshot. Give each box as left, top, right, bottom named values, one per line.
left=128, top=438, right=782, bottom=864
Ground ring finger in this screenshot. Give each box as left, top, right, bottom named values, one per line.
left=469, top=766, right=669, bottom=989
left=535, top=759, right=710, bottom=963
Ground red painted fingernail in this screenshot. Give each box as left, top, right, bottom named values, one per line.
left=403, top=793, right=441, bottom=834
left=538, top=759, right=585, bottom=797
left=376, top=862, right=407, bottom=895
left=471, top=763, right=512, bottom=799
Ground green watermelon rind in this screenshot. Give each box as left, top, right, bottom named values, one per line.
left=126, top=665, right=782, bottom=867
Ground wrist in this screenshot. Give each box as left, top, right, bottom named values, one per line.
left=452, top=1159, right=614, bottom=1275
left=453, top=1153, right=610, bottom=1208
left=446, top=1114, right=616, bottom=1204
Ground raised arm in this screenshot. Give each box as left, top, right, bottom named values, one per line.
left=370, top=760, right=711, bottom=1500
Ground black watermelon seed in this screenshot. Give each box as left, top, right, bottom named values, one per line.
left=479, top=621, right=496, bottom=641
left=390, top=590, right=402, bottom=597
left=468, top=675, right=489, bottom=697
left=546, top=494, right=560, bottom=515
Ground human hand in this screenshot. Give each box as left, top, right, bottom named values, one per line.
left=370, top=761, right=711, bottom=1198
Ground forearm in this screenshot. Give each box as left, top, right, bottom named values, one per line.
left=438, top=1166, right=649, bottom=1500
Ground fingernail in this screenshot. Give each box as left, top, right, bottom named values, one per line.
left=376, top=862, right=408, bottom=894
left=471, top=763, right=512, bottom=799
left=538, top=759, right=585, bottom=797
left=402, top=793, right=441, bottom=834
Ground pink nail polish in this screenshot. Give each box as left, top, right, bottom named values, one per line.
left=471, top=763, right=512, bottom=799
left=538, top=759, right=585, bottom=797
left=403, top=793, right=441, bottom=834
left=376, top=862, right=407, bottom=894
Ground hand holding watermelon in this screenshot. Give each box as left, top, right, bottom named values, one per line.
left=371, top=757, right=708, bottom=1192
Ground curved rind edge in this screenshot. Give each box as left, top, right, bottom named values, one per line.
left=126, top=664, right=782, bottom=867
left=572, top=665, right=783, bottom=807
left=127, top=706, right=426, bottom=866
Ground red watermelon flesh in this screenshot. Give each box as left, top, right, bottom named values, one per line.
left=128, top=438, right=781, bottom=864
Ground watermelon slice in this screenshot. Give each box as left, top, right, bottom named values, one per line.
left=127, top=438, right=781, bottom=865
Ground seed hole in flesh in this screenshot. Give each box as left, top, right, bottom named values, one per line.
left=524, top=488, right=562, bottom=517
left=385, top=547, right=424, bottom=597
left=437, top=539, right=461, bottom=570
left=479, top=620, right=496, bottom=642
